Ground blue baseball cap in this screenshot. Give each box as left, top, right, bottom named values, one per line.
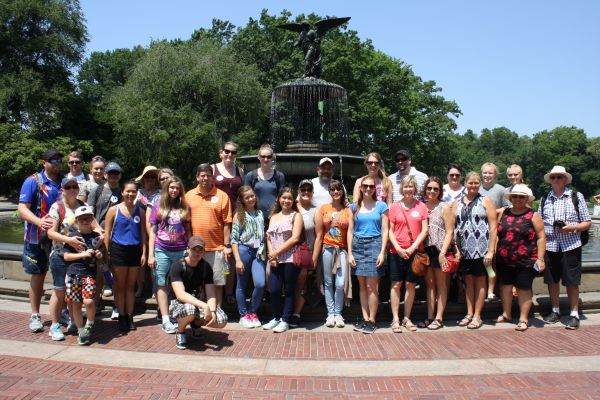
left=105, top=162, right=123, bottom=173
left=61, top=177, right=78, bottom=188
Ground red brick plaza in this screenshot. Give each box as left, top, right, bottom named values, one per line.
left=1, top=304, right=599, bottom=399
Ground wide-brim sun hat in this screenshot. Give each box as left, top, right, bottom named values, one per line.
left=135, top=165, right=159, bottom=182
left=503, top=183, right=535, bottom=202
left=543, top=165, right=572, bottom=184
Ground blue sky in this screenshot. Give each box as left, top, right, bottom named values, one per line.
left=80, top=0, right=600, bottom=138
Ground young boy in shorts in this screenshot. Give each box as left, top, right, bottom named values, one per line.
left=63, top=206, right=103, bottom=345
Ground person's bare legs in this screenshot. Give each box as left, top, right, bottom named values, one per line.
left=156, top=286, right=170, bottom=321
left=358, top=277, right=370, bottom=321
left=547, top=282, right=561, bottom=309
left=567, top=285, right=580, bottom=312
left=390, top=281, right=402, bottom=322
left=403, top=282, right=416, bottom=321
left=366, top=277, right=379, bottom=321
left=517, top=288, right=532, bottom=323
left=29, top=274, right=46, bottom=314
left=464, top=275, right=475, bottom=318
left=49, top=289, right=65, bottom=325
left=113, top=267, right=127, bottom=314
left=424, top=268, right=435, bottom=321
left=125, top=267, right=139, bottom=315
left=433, top=269, right=449, bottom=321
left=499, top=284, right=513, bottom=320
left=473, top=276, right=487, bottom=320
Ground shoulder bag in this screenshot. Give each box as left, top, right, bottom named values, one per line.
left=400, top=205, right=430, bottom=276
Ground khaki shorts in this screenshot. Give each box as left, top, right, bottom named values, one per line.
left=204, top=250, right=227, bottom=286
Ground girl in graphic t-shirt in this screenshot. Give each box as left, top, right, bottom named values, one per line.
left=147, top=176, right=191, bottom=334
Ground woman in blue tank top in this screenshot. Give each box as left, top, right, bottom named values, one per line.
left=104, top=180, right=147, bottom=332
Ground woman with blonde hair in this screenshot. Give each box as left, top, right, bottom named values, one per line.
left=244, top=144, right=285, bottom=221
left=353, top=152, right=393, bottom=205
left=147, top=176, right=191, bottom=334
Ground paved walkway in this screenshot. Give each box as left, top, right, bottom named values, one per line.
left=1, top=297, right=599, bottom=398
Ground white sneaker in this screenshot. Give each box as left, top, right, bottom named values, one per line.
left=103, top=287, right=113, bottom=297
left=29, top=314, right=43, bottom=333
left=110, top=308, right=119, bottom=320
left=335, top=315, right=345, bottom=328
left=48, top=323, right=64, bottom=341
left=262, top=318, right=280, bottom=330
left=239, top=314, right=255, bottom=329
left=251, top=314, right=262, bottom=328
left=273, top=321, right=289, bottom=333
left=325, top=315, right=336, bottom=328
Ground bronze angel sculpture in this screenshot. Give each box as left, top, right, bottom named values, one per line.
left=278, top=17, right=351, bottom=78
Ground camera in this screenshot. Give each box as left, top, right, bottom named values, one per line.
left=553, top=220, right=566, bottom=229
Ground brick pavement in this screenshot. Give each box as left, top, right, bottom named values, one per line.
left=1, top=355, right=599, bottom=399
left=1, top=310, right=599, bottom=361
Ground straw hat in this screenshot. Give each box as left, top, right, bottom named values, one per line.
left=503, top=183, right=535, bottom=202
left=135, top=165, right=159, bottom=182
left=543, top=165, right=572, bottom=184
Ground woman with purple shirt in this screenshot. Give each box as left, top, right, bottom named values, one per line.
left=147, top=176, right=191, bottom=334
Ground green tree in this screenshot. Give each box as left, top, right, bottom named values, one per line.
left=106, top=40, right=268, bottom=184
left=0, top=0, right=87, bottom=130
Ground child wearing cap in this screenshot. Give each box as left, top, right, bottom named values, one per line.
left=63, top=206, right=103, bottom=345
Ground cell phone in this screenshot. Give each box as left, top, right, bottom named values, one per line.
left=533, top=263, right=540, bottom=272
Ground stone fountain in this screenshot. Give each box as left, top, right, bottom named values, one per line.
left=239, top=17, right=364, bottom=186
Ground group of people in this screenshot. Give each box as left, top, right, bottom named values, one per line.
left=18, top=144, right=592, bottom=350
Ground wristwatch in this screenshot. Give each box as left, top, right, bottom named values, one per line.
left=224, top=243, right=232, bottom=249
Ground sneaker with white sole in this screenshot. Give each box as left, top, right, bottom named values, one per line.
left=239, top=314, right=255, bottom=329
left=29, top=314, right=43, bottom=333
left=103, top=287, right=113, bottom=297
left=161, top=321, right=177, bottom=334
left=262, top=318, right=280, bottom=330
left=325, top=315, right=336, bottom=328
left=176, top=333, right=188, bottom=350
left=273, top=321, right=289, bottom=333
left=335, top=315, right=345, bottom=328
left=48, top=323, right=64, bottom=341
left=67, top=320, right=78, bottom=334
left=83, top=323, right=93, bottom=338
left=77, top=334, right=91, bottom=346
left=251, top=314, right=262, bottom=328
left=111, top=308, right=119, bottom=320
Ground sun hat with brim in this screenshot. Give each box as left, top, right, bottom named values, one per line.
left=135, top=165, right=159, bottom=182
left=503, top=183, right=535, bottom=202
left=543, top=165, right=572, bottom=184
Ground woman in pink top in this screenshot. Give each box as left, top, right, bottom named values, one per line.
left=388, top=176, right=429, bottom=333
left=352, top=152, right=393, bottom=205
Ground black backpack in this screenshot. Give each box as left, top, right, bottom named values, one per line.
left=540, top=189, right=589, bottom=246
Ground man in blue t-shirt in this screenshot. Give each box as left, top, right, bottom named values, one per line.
left=17, top=149, right=64, bottom=333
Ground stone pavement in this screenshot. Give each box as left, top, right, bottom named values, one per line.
left=0, top=297, right=599, bottom=398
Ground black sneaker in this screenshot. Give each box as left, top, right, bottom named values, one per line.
left=362, top=321, right=377, bottom=334
left=288, top=315, right=300, bottom=328
left=543, top=311, right=561, bottom=324
left=565, top=316, right=580, bottom=330
left=176, top=333, right=188, bottom=350
left=353, top=320, right=368, bottom=333
left=129, top=315, right=136, bottom=331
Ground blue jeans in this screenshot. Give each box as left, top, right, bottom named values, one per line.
left=236, top=245, right=266, bottom=316
left=269, top=262, right=299, bottom=322
left=322, top=247, right=347, bottom=316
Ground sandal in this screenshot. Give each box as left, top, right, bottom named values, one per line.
left=495, top=314, right=512, bottom=324
left=427, top=319, right=444, bottom=330
left=515, top=320, right=529, bottom=332
left=402, top=317, right=417, bottom=332
left=458, top=315, right=473, bottom=327
left=391, top=320, right=402, bottom=333
left=417, top=319, right=432, bottom=329
left=467, top=317, right=483, bottom=329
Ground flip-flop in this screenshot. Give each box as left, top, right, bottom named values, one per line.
left=515, top=320, right=529, bottom=332
left=467, top=317, right=483, bottom=329
left=458, top=315, right=473, bottom=327
left=427, top=319, right=444, bottom=330
left=495, top=314, right=512, bottom=324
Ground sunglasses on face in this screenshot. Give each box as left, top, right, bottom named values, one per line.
left=47, top=159, right=62, bottom=165
left=329, top=188, right=343, bottom=193
left=366, top=161, right=380, bottom=166
left=63, top=185, right=79, bottom=190
left=395, top=157, right=408, bottom=163
left=68, top=160, right=81, bottom=165
left=511, top=195, right=528, bottom=199
left=107, top=171, right=120, bottom=176
left=361, top=184, right=375, bottom=190
left=508, top=173, right=520, bottom=177
left=549, top=175, right=564, bottom=180
left=448, top=173, right=461, bottom=178
left=426, top=186, right=440, bottom=192
left=223, top=149, right=237, bottom=155
left=259, top=154, right=273, bottom=159
left=159, top=177, right=170, bottom=182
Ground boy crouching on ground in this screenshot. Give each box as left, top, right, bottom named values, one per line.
left=168, top=236, right=227, bottom=350
left=63, top=206, right=103, bottom=345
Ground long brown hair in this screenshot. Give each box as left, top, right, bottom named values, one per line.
left=234, top=185, right=258, bottom=226
left=157, top=176, right=189, bottom=222
left=269, top=187, right=298, bottom=218
left=353, top=176, right=377, bottom=218
left=364, top=152, right=391, bottom=194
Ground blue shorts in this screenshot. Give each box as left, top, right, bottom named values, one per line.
left=22, top=242, right=49, bottom=275
left=154, top=248, right=185, bottom=287
left=49, top=252, right=68, bottom=289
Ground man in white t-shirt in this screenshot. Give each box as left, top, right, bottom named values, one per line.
left=389, top=150, right=428, bottom=202
left=66, top=151, right=89, bottom=192
left=310, top=157, right=335, bottom=208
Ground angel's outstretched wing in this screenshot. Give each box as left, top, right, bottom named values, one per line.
left=277, top=22, right=309, bottom=33
left=315, top=17, right=351, bottom=37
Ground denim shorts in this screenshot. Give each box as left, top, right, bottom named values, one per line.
left=22, top=242, right=50, bottom=275
left=154, top=248, right=185, bottom=287
left=49, top=252, right=68, bottom=289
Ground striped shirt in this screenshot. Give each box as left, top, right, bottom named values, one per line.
left=539, top=188, right=590, bottom=252
left=390, top=167, right=428, bottom=202
left=231, top=210, right=265, bottom=259
left=185, top=186, right=232, bottom=251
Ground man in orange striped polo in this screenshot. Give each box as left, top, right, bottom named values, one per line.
left=185, top=163, right=232, bottom=307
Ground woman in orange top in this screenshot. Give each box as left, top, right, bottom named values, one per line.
left=314, top=180, right=354, bottom=328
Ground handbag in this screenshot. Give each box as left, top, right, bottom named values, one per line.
left=443, top=252, right=460, bottom=273
left=292, top=212, right=316, bottom=270
left=399, top=205, right=430, bottom=276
